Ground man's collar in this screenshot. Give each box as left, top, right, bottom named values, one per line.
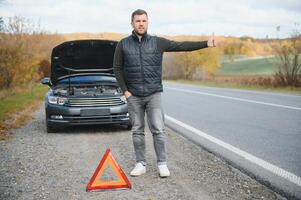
left=131, top=30, right=148, bottom=42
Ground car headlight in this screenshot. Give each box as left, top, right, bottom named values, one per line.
left=120, top=95, right=127, bottom=103
left=48, top=96, right=68, bottom=105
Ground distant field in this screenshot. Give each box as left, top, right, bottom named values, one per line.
left=217, top=57, right=278, bottom=75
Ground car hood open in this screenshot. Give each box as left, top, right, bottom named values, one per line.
left=51, top=39, right=118, bottom=85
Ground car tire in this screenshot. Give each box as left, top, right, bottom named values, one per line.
left=126, top=123, right=132, bottom=130
left=46, top=124, right=57, bottom=133
left=46, top=115, right=57, bottom=133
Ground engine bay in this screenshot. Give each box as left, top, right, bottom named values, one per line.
left=53, top=84, right=122, bottom=97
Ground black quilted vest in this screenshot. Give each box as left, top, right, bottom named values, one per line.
left=122, top=31, right=163, bottom=97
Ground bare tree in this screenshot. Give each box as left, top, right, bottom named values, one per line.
left=274, top=29, right=301, bottom=87
left=7, top=16, right=31, bottom=34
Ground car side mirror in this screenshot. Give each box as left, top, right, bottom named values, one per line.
left=41, top=77, right=52, bottom=86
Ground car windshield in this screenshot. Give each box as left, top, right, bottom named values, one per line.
left=57, top=75, right=116, bottom=84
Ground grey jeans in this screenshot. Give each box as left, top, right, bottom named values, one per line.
left=126, top=92, right=166, bottom=166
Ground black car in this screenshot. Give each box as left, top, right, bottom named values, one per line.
left=41, top=39, right=130, bottom=132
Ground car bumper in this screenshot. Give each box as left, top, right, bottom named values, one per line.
left=46, top=103, right=130, bottom=127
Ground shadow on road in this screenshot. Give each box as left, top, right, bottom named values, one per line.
left=46, top=124, right=130, bottom=135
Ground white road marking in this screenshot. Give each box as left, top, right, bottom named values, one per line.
left=164, top=82, right=301, bottom=98
left=164, top=86, right=301, bottom=111
left=165, top=114, right=301, bottom=187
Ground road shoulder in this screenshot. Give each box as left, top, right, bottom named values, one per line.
left=0, top=106, right=285, bottom=200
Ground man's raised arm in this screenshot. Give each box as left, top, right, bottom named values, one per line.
left=157, top=33, right=216, bottom=52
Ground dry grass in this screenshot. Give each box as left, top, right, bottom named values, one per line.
left=0, top=100, right=42, bottom=140
left=167, top=76, right=301, bottom=94
left=212, top=75, right=275, bottom=86
left=0, top=84, right=47, bottom=140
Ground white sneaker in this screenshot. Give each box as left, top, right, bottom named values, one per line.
left=158, top=164, right=170, bottom=177
left=130, top=162, right=146, bottom=176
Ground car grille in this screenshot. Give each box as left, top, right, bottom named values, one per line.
left=67, top=97, right=124, bottom=107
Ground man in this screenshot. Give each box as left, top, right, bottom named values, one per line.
left=113, top=9, right=216, bottom=178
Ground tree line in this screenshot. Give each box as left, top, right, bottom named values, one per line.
left=0, top=16, right=65, bottom=89
left=0, top=16, right=300, bottom=90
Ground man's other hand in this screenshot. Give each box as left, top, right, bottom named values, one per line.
left=207, top=33, right=217, bottom=47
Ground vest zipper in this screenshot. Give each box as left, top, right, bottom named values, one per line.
left=138, top=41, right=144, bottom=96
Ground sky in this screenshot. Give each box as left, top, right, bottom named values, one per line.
left=1, top=0, right=301, bottom=38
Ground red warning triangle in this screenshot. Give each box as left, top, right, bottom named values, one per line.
left=86, top=149, right=131, bottom=191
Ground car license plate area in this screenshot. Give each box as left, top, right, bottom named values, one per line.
left=80, top=108, right=110, bottom=116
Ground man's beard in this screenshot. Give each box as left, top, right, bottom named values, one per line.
left=134, top=28, right=147, bottom=36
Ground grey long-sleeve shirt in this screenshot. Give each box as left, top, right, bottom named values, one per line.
left=113, top=36, right=208, bottom=93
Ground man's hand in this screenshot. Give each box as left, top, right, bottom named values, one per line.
left=124, top=90, right=132, bottom=98
left=207, top=33, right=217, bottom=47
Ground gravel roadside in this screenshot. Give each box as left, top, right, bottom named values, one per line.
left=0, top=105, right=286, bottom=200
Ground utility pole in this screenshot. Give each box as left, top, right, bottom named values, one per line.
left=276, top=26, right=280, bottom=39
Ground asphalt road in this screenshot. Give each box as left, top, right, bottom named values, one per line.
left=162, top=82, right=301, bottom=199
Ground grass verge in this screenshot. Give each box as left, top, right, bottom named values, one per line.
left=165, top=79, right=301, bottom=94
left=0, top=84, right=48, bottom=140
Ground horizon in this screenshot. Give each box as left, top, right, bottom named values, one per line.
left=7, top=31, right=293, bottom=40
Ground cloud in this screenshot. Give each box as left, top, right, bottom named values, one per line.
left=240, top=0, right=301, bottom=13
left=1, top=0, right=300, bottom=38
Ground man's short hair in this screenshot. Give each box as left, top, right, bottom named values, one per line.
left=131, top=9, right=148, bottom=22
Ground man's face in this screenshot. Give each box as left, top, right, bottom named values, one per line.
left=131, top=14, right=148, bottom=36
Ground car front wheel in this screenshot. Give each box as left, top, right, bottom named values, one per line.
left=126, top=123, right=132, bottom=130
left=46, top=124, right=57, bottom=133
left=46, top=115, right=57, bottom=133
